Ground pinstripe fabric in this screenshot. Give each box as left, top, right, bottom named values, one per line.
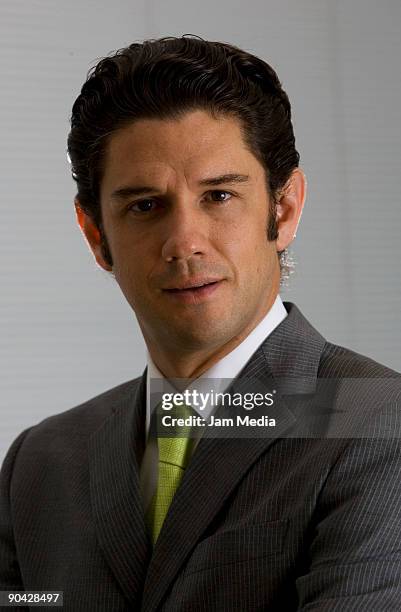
left=0, top=302, right=400, bottom=611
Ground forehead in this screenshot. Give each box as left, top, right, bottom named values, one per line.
left=100, top=109, right=263, bottom=191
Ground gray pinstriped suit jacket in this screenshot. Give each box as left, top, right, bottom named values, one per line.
left=1, top=302, right=401, bottom=611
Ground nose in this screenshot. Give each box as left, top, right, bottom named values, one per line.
left=161, top=204, right=208, bottom=263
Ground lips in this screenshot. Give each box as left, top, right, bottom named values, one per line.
left=161, top=278, right=224, bottom=302
left=163, top=278, right=222, bottom=291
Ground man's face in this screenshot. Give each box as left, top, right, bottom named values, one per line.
left=99, top=109, right=281, bottom=354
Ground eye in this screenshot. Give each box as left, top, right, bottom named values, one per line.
left=129, top=199, right=158, bottom=213
left=206, top=190, right=233, bottom=203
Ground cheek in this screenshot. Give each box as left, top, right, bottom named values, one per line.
left=112, top=250, right=147, bottom=297
left=109, top=232, right=146, bottom=274
left=223, top=221, right=271, bottom=266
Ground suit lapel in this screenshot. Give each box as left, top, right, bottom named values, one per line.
left=88, top=371, right=151, bottom=609
left=142, top=302, right=326, bottom=611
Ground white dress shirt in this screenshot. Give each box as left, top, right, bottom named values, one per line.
left=139, top=294, right=287, bottom=511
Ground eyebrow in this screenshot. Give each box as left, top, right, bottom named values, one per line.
left=198, top=173, right=250, bottom=186
left=110, top=173, right=250, bottom=200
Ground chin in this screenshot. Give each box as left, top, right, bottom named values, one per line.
left=172, top=328, right=217, bottom=348
left=170, top=320, right=233, bottom=350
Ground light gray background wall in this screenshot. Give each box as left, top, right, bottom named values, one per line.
left=1, top=0, right=400, bottom=461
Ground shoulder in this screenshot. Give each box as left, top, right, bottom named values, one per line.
left=317, top=342, right=400, bottom=437
left=319, top=341, right=400, bottom=402
left=5, top=376, right=143, bottom=461
left=320, top=341, right=400, bottom=379
left=33, top=376, right=143, bottom=431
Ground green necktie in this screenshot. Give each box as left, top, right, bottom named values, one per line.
left=146, top=403, right=196, bottom=545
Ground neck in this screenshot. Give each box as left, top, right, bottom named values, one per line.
left=149, top=337, right=242, bottom=380
left=146, top=294, right=279, bottom=380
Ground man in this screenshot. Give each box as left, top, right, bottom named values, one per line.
left=1, top=36, right=400, bottom=611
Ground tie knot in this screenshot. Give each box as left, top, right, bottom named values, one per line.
left=154, top=401, right=195, bottom=434
left=154, top=401, right=196, bottom=467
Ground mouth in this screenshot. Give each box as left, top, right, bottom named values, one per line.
left=162, top=279, right=224, bottom=302
left=164, top=279, right=220, bottom=291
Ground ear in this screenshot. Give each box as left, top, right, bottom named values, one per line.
left=74, top=199, right=113, bottom=271
left=274, top=168, right=307, bottom=252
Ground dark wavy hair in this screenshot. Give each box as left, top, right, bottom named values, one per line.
left=67, top=35, right=300, bottom=275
